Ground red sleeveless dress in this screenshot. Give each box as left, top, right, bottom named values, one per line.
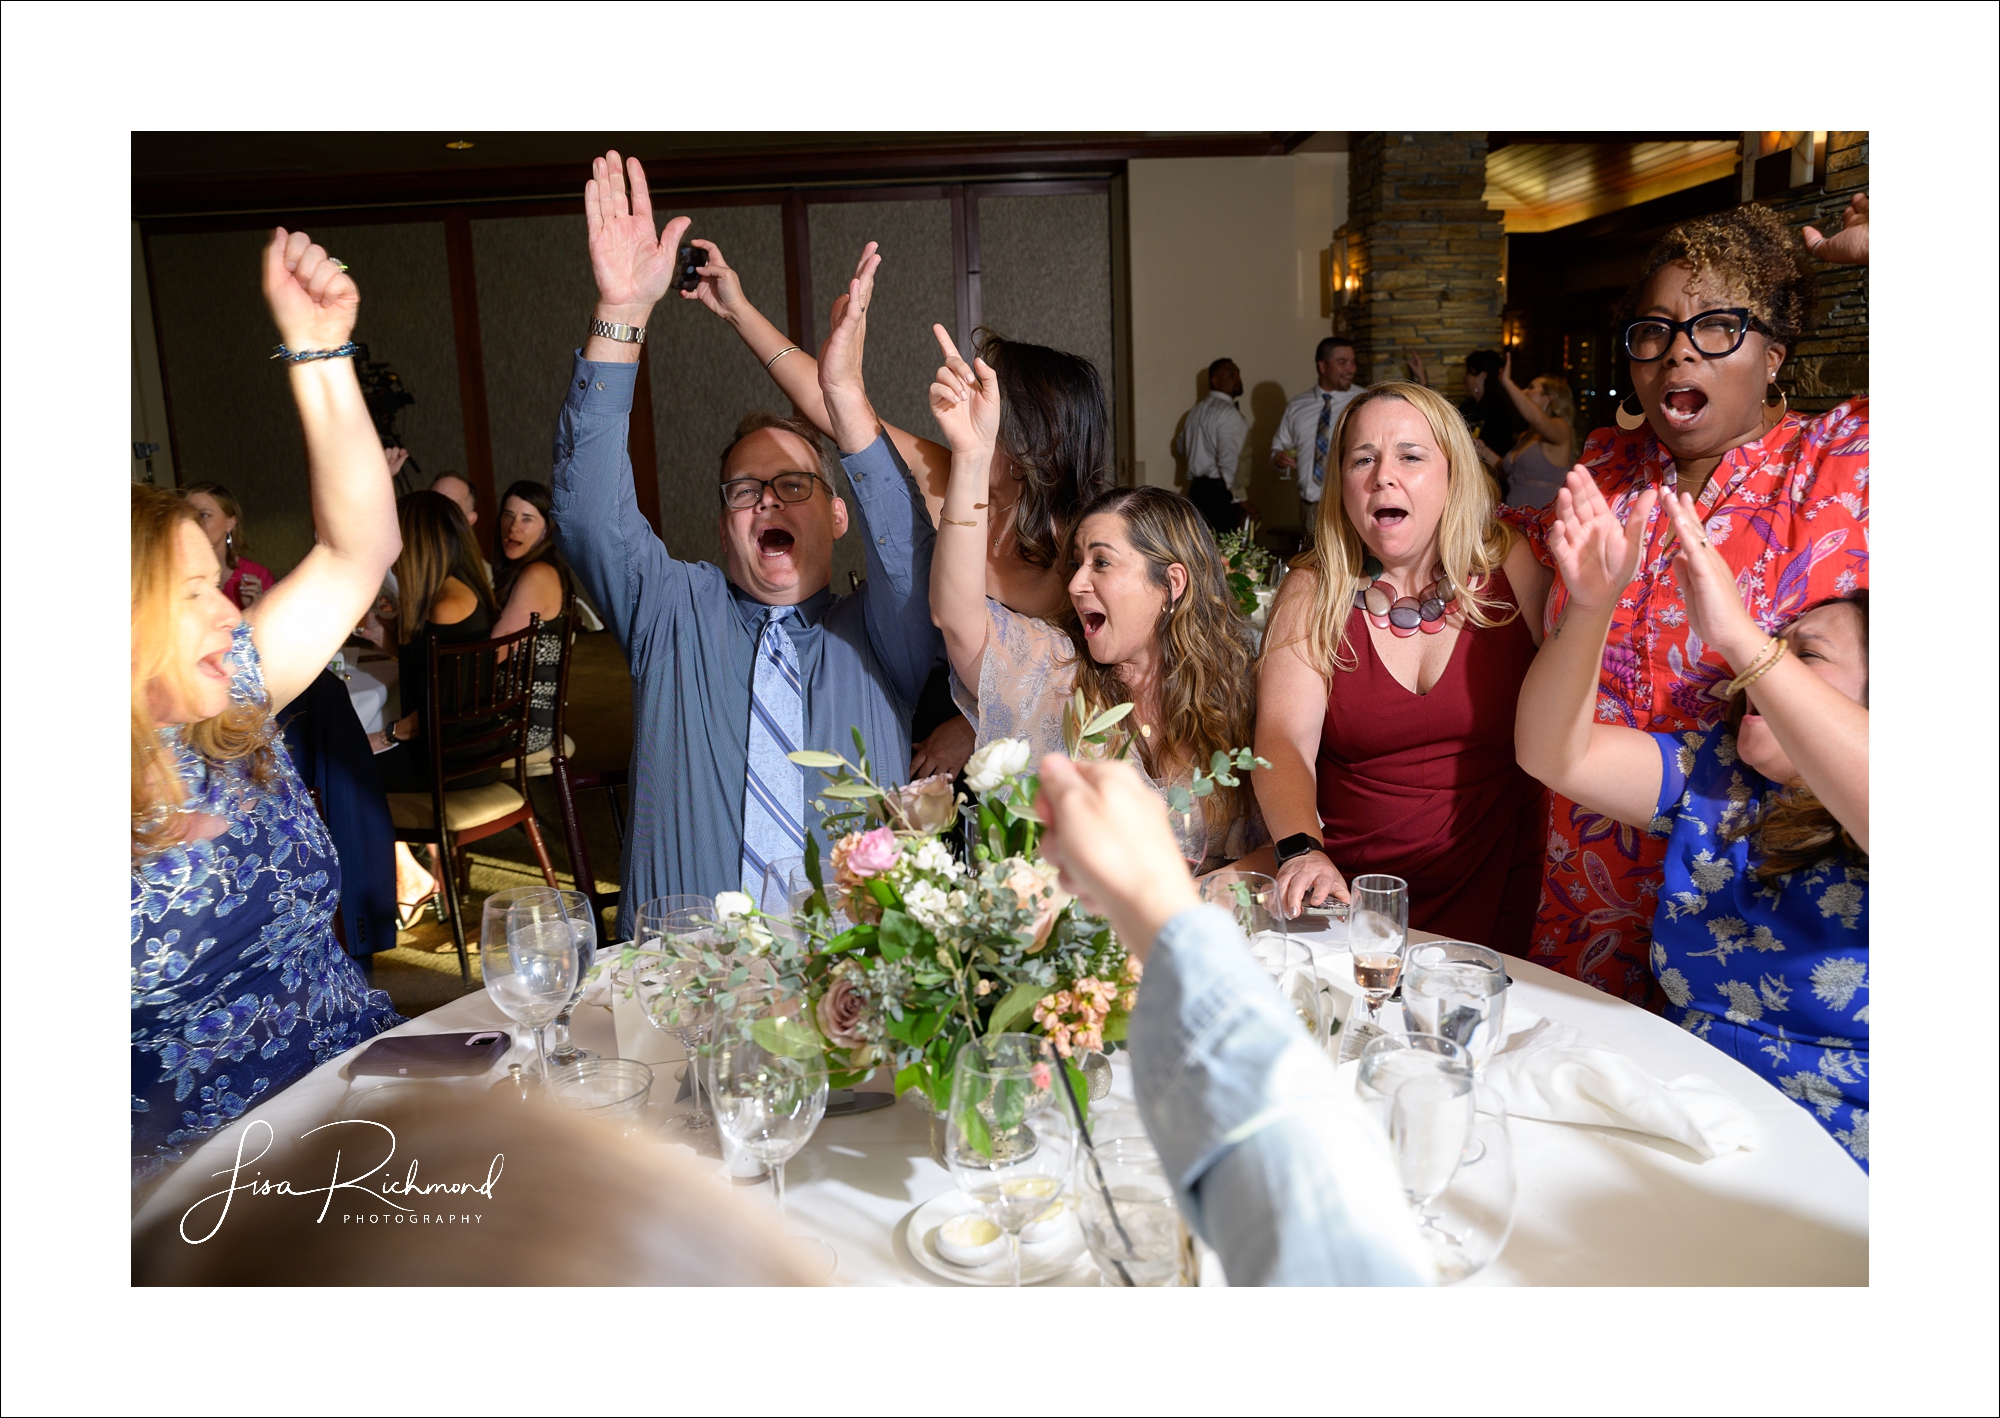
left=1315, top=568, right=1546, bottom=955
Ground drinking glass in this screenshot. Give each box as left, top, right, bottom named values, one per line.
left=550, top=1058, right=654, bottom=1137
left=519, top=889, right=597, bottom=1069
left=1345, top=874, right=1409, bottom=1045
left=1073, top=1136, right=1185, bottom=1287
left=1353, top=1030, right=1470, bottom=1132
left=1391, top=1071, right=1476, bottom=1241
left=709, top=986, right=832, bottom=1269
left=483, top=891, right=582, bottom=1086
left=632, top=894, right=718, bottom=1134
left=1400, top=940, right=1508, bottom=1162
left=757, top=854, right=805, bottom=918
left=1425, top=1085, right=1517, bottom=1283
left=1199, top=868, right=1293, bottom=967
left=945, top=1033, right=1077, bottom=1288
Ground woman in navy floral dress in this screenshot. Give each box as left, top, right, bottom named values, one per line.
left=1516, top=470, right=1869, bottom=1169
left=131, top=228, right=403, bottom=1185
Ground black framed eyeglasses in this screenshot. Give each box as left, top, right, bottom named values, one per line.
left=1620, top=308, right=1769, bottom=362
left=718, top=471, right=827, bottom=510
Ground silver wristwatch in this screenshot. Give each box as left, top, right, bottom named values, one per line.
left=588, top=318, right=647, bottom=345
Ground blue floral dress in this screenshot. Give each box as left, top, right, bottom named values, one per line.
left=131, top=622, right=400, bottom=1184
left=1648, top=726, right=1869, bottom=1170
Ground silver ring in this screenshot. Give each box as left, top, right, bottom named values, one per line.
left=330, top=259, right=349, bottom=272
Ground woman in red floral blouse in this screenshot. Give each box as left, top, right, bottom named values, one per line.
left=1515, top=196, right=1869, bottom=1003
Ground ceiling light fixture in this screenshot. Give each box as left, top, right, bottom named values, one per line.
left=445, top=139, right=475, bottom=150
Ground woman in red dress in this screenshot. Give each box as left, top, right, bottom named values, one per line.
left=1253, top=381, right=1551, bottom=952
left=1512, top=197, right=1871, bottom=1003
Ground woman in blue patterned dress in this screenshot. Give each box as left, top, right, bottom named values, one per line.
left=131, top=228, right=404, bottom=1186
left=1515, top=468, right=1869, bottom=1168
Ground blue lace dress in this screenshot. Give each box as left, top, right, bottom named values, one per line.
left=131, top=622, right=401, bottom=1184
left=1648, top=726, right=1869, bottom=1170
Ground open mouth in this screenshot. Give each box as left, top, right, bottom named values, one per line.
left=1661, top=384, right=1709, bottom=424
left=756, top=527, right=795, bottom=558
left=1080, top=611, right=1107, bottom=638
left=1371, top=506, right=1409, bottom=529
left=197, top=650, right=229, bottom=682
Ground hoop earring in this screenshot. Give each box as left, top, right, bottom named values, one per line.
left=1615, top=394, right=1648, bottom=432
left=1765, top=381, right=1789, bottom=421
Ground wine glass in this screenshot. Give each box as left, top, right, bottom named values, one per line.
left=945, top=1033, right=1077, bottom=1288
left=1390, top=1071, right=1476, bottom=1243
left=483, top=891, right=581, bottom=1086
left=1353, top=1031, right=1469, bottom=1131
left=757, top=854, right=805, bottom=918
left=1198, top=868, right=1296, bottom=970
left=1345, top=873, right=1409, bottom=1051
left=1401, top=940, right=1508, bottom=1160
left=708, top=985, right=832, bottom=1269
left=632, top=895, right=718, bottom=1134
left=523, top=888, right=597, bottom=1070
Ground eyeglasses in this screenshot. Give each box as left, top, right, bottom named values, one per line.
left=1620, top=308, right=1767, bottom=362
left=718, top=472, right=826, bottom=511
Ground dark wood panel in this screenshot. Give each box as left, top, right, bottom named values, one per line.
left=443, top=209, right=496, bottom=519
left=783, top=192, right=812, bottom=356
left=140, top=227, right=185, bottom=487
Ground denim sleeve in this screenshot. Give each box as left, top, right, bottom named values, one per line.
left=839, top=433, right=940, bottom=714
left=1129, top=905, right=1428, bottom=1286
left=549, top=354, right=690, bottom=679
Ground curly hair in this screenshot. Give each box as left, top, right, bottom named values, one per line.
left=1064, top=486, right=1255, bottom=831
left=1619, top=203, right=1818, bottom=347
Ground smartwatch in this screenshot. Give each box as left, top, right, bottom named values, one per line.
left=1274, top=832, right=1324, bottom=867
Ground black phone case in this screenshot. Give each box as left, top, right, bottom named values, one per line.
left=351, top=1031, right=510, bottom=1078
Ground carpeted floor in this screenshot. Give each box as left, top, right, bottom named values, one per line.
left=367, top=627, right=634, bottom=1018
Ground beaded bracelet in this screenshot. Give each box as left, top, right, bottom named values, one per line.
left=1726, top=635, right=1788, bottom=694
left=270, top=342, right=361, bottom=363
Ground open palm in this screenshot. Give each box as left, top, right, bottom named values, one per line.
left=1802, top=193, right=1869, bottom=267
left=1547, top=466, right=1655, bottom=612
left=585, top=151, right=688, bottom=309
left=818, top=242, right=882, bottom=397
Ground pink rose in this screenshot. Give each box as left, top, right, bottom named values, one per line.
left=845, top=826, right=902, bottom=878
left=1002, top=858, right=1071, bottom=952
left=886, top=772, right=957, bottom=834
left=815, top=972, right=873, bottom=1049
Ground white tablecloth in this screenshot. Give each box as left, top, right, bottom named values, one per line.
left=132, top=923, right=1867, bottom=1285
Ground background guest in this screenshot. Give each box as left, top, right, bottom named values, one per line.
left=429, top=471, right=479, bottom=532
left=1252, top=382, right=1551, bottom=948
left=1514, top=195, right=1870, bottom=1003
left=1176, top=357, right=1251, bottom=533
left=1034, top=753, right=1429, bottom=1286
left=1454, top=349, right=1527, bottom=474
left=181, top=481, right=274, bottom=609
left=132, top=227, right=401, bottom=1185
left=1272, top=336, right=1361, bottom=549
left=1493, top=354, right=1579, bottom=508
left=930, top=331, right=1263, bottom=870
left=1516, top=471, right=1869, bottom=1167
left=491, top=478, right=574, bottom=757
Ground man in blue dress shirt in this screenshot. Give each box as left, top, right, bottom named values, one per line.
left=552, top=150, right=939, bottom=932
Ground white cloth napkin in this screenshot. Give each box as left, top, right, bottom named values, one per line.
left=1481, top=1006, right=1758, bottom=1160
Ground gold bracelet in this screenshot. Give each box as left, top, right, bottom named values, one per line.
left=1727, top=636, right=1787, bottom=694
left=941, top=515, right=981, bottom=527
left=764, top=345, right=801, bottom=370
left=1724, top=636, right=1781, bottom=692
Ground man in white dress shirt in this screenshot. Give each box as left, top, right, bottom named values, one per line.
left=1176, top=357, right=1251, bottom=533
left=1271, top=336, right=1359, bottom=550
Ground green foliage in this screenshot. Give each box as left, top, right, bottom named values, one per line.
left=984, top=980, right=1046, bottom=1037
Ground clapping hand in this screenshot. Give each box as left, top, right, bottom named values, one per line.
left=263, top=228, right=360, bottom=350
left=818, top=242, right=882, bottom=402
left=585, top=151, right=690, bottom=314
left=928, top=325, right=1001, bottom=455
left=1545, top=466, right=1656, bottom=613
left=1802, top=193, right=1869, bottom=266
left=1661, top=490, right=1764, bottom=666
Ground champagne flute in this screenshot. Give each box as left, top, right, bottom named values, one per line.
left=484, top=891, right=581, bottom=1087
left=945, top=1033, right=1076, bottom=1288
left=1346, top=873, right=1409, bottom=1048
left=632, top=895, right=718, bottom=1134
left=709, top=985, right=832, bottom=1270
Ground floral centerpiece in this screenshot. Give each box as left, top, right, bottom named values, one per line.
left=1215, top=519, right=1280, bottom=628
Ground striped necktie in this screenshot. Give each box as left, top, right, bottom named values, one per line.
left=741, top=605, right=807, bottom=897
left=1311, top=391, right=1333, bottom=496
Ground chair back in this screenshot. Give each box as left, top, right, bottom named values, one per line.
left=421, top=614, right=548, bottom=806
left=547, top=612, right=625, bottom=937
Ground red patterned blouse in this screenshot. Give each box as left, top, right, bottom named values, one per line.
left=1510, top=398, right=1869, bottom=1003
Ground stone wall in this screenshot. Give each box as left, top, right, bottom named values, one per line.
left=1760, top=131, right=1868, bottom=414
left=1334, top=133, right=1505, bottom=399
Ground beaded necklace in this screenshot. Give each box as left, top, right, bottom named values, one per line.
left=1352, top=555, right=1458, bottom=638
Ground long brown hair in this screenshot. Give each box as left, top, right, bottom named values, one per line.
left=181, top=481, right=245, bottom=569
left=1066, top=486, right=1255, bottom=828
left=976, top=328, right=1113, bottom=570
left=1281, top=381, right=1517, bottom=675
left=394, top=490, right=495, bottom=645
left=491, top=478, right=574, bottom=612
left=1723, top=591, right=1869, bottom=881
left=131, top=484, right=276, bottom=852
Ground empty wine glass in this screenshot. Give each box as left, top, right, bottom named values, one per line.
left=709, top=985, right=831, bottom=1267
left=945, top=1033, right=1077, bottom=1288
left=1391, top=1072, right=1476, bottom=1243
left=632, top=894, right=717, bottom=1134
left=484, top=891, right=581, bottom=1086
left=1344, top=874, right=1409, bottom=1051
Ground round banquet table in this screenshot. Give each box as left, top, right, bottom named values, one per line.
left=131, top=922, right=1867, bottom=1285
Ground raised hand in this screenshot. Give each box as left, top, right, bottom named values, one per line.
left=263, top=228, right=360, bottom=350
left=683, top=238, right=747, bottom=318
left=1802, top=193, right=1869, bottom=266
left=1662, top=491, right=1764, bottom=666
left=1545, top=465, right=1656, bottom=612
left=584, top=151, right=690, bottom=314
left=818, top=242, right=882, bottom=399
left=927, top=325, right=1001, bottom=455
left=1036, top=755, right=1197, bottom=960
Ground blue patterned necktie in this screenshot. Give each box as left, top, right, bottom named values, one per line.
left=1310, top=391, right=1333, bottom=496
left=741, top=605, right=807, bottom=897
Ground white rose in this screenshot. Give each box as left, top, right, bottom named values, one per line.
left=963, top=737, right=1033, bottom=794
left=713, top=891, right=755, bottom=923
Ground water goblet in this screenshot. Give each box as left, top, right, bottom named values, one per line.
left=945, top=1033, right=1077, bottom=1288
left=709, top=985, right=834, bottom=1272
left=520, top=888, right=597, bottom=1069
left=483, top=891, right=582, bottom=1086
left=1401, top=940, right=1508, bottom=1161
left=632, top=895, right=718, bottom=1134
left=1345, top=874, right=1409, bottom=1049
left=1353, top=1031, right=1470, bottom=1131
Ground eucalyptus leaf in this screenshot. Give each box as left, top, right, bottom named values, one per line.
left=1082, top=702, right=1135, bottom=736
left=788, top=749, right=848, bottom=769
left=983, top=980, right=1046, bottom=1036
left=818, top=781, right=880, bottom=801
left=749, top=1015, right=824, bottom=1060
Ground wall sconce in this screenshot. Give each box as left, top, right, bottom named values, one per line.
left=1332, top=232, right=1353, bottom=309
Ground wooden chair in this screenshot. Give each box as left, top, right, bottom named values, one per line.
left=546, top=612, right=629, bottom=943
left=387, top=614, right=560, bottom=987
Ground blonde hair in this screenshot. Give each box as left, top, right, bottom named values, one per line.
left=1284, top=381, right=1517, bottom=676
left=131, top=484, right=275, bottom=853
left=1066, top=486, right=1256, bottom=829
left=1532, top=375, right=1580, bottom=451
left=180, top=481, right=245, bottom=569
